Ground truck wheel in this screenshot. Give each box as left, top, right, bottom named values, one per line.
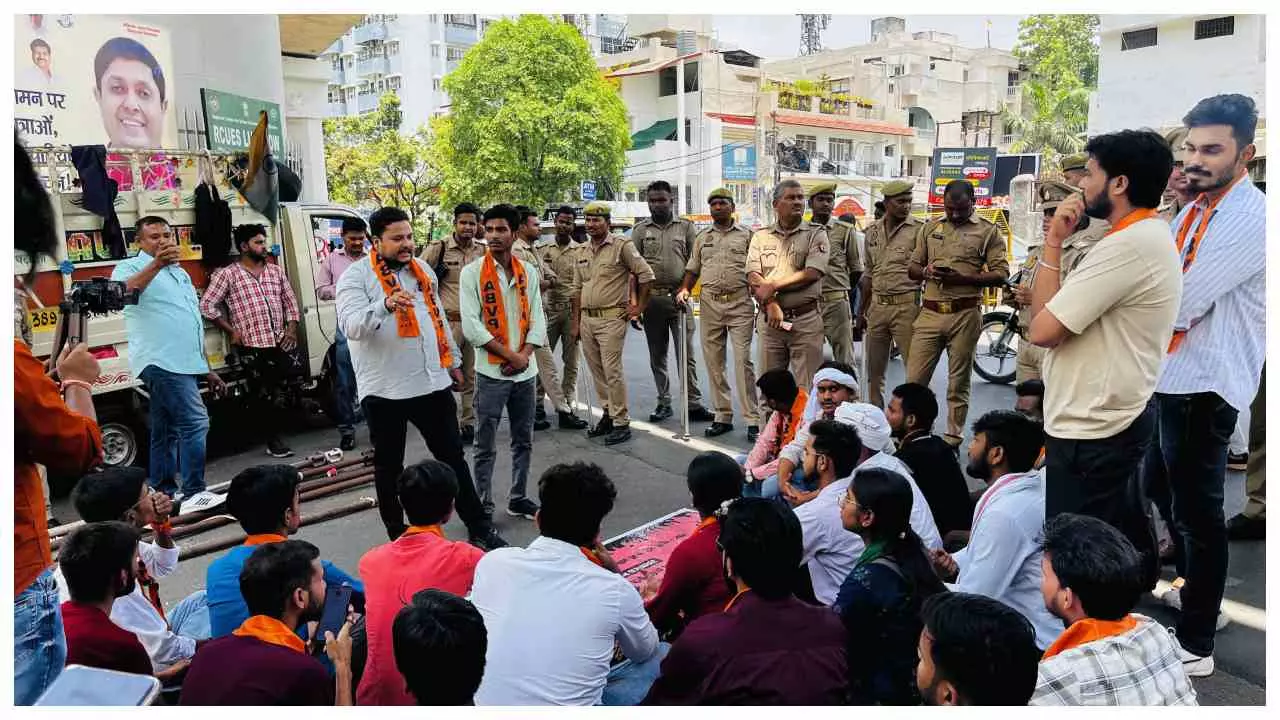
left=100, top=408, right=150, bottom=470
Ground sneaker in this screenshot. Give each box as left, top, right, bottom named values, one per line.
left=533, top=417, right=552, bottom=431
left=558, top=411, right=589, bottom=430
left=506, top=497, right=540, bottom=520
left=588, top=417, right=614, bottom=438
left=468, top=528, right=509, bottom=552
left=704, top=421, right=734, bottom=438
left=267, top=440, right=294, bottom=458
left=339, top=431, right=356, bottom=451
left=1227, top=512, right=1266, bottom=541
left=1161, top=587, right=1230, bottom=630
left=460, top=425, right=475, bottom=446
left=1227, top=452, right=1248, bottom=472
left=689, top=405, right=716, bottom=423
left=649, top=404, right=673, bottom=422
left=746, top=425, right=760, bottom=444
left=604, top=427, right=632, bottom=446
left=1167, top=628, right=1216, bottom=677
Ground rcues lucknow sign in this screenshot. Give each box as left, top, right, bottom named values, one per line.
left=200, top=88, right=283, bottom=154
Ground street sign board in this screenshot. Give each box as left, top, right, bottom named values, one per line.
left=928, top=146, right=997, bottom=207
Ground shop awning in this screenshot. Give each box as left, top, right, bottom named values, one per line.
left=630, top=119, right=678, bottom=151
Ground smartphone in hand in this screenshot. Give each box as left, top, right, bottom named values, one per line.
left=315, top=584, right=354, bottom=643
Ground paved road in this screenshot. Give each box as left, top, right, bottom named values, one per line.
left=53, top=322, right=1266, bottom=705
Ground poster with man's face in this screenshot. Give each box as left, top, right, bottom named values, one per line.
left=13, top=14, right=177, bottom=150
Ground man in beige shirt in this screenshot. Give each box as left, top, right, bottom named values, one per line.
left=808, top=182, right=862, bottom=367
left=858, top=179, right=922, bottom=407
left=1027, top=129, right=1182, bottom=592
left=571, top=202, right=655, bottom=446
left=632, top=181, right=713, bottom=424
left=746, top=180, right=830, bottom=391
left=540, top=206, right=586, bottom=414
left=907, top=180, right=1009, bottom=446
left=514, top=205, right=588, bottom=432
left=421, top=203, right=486, bottom=443
left=677, top=188, right=760, bottom=443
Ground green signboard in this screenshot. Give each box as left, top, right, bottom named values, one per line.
left=200, top=88, right=284, bottom=155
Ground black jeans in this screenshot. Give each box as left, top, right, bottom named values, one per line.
left=238, top=346, right=291, bottom=445
left=361, top=389, right=492, bottom=540
left=1149, top=391, right=1237, bottom=657
left=1045, top=398, right=1160, bottom=592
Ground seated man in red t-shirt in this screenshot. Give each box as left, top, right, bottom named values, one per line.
left=58, top=522, right=152, bottom=677
left=356, top=460, right=484, bottom=706
left=180, top=541, right=354, bottom=706
left=643, top=452, right=743, bottom=638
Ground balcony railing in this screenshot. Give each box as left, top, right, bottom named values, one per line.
left=386, top=54, right=403, bottom=75
left=357, top=56, right=389, bottom=76
left=911, top=126, right=937, bottom=142
left=445, top=23, right=478, bottom=46
left=354, top=22, right=387, bottom=44
left=357, top=93, right=379, bottom=113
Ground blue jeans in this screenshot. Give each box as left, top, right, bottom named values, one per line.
left=169, top=590, right=212, bottom=641
left=601, top=642, right=670, bottom=706
left=473, top=374, right=535, bottom=514
left=15, top=568, right=66, bottom=705
left=737, top=453, right=812, bottom=499
left=332, top=330, right=358, bottom=432
left=140, top=366, right=210, bottom=498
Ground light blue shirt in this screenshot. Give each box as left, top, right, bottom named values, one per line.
left=951, top=470, right=1060, bottom=649
left=336, top=255, right=461, bottom=401
left=110, top=251, right=209, bottom=378
left=459, top=255, right=547, bottom=383
left=1157, top=177, right=1266, bottom=412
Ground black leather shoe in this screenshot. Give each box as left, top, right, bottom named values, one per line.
left=468, top=528, right=509, bottom=552
left=588, top=417, right=614, bottom=438
left=534, top=405, right=547, bottom=423
left=704, top=422, right=734, bottom=438
left=1227, top=513, right=1265, bottom=541
left=746, top=426, right=760, bottom=444
left=559, top=411, right=589, bottom=430
left=339, top=431, right=356, bottom=451
left=689, top=406, right=716, bottom=423
left=533, top=417, right=552, bottom=431
left=650, top=404, right=673, bottom=422
left=604, top=427, right=633, bottom=445
left=460, top=425, right=475, bottom=446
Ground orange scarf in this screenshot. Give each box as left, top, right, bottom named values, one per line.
left=1167, top=174, right=1249, bottom=354
left=1042, top=615, right=1139, bottom=660
left=723, top=588, right=750, bottom=612
left=233, top=614, right=306, bottom=653
left=581, top=546, right=608, bottom=569
left=775, top=388, right=809, bottom=455
left=479, top=251, right=531, bottom=365
left=695, top=516, right=717, bottom=533
left=400, top=524, right=445, bottom=539
left=370, top=252, right=453, bottom=367
left=243, top=533, right=287, bottom=546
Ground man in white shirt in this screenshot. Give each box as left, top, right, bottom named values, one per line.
left=1027, top=129, right=1182, bottom=593
left=470, top=462, right=664, bottom=706
left=1146, top=94, right=1267, bottom=678
left=337, top=205, right=506, bottom=550
left=796, top=403, right=943, bottom=606
left=57, top=467, right=207, bottom=680
left=931, top=411, right=1059, bottom=649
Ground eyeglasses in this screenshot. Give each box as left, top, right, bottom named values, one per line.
left=838, top=490, right=859, bottom=511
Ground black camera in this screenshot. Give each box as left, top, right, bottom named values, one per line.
left=66, top=277, right=140, bottom=315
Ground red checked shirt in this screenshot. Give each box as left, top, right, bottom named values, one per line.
left=200, top=262, right=301, bottom=349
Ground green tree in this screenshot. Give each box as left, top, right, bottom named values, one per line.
left=1013, top=14, right=1100, bottom=89
left=1001, top=81, right=1091, bottom=170
left=323, top=93, right=441, bottom=236
left=431, top=15, right=629, bottom=208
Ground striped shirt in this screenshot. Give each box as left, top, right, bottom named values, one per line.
left=1156, top=176, right=1266, bottom=412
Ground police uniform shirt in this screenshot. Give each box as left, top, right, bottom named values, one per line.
left=633, top=217, right=697, bottom=290
left=575, top=234, right=655, bottom=309
left=746, top=222, right=830, bottom=310
left=420, top=236, right=485, bottom=314
left=687, top=223, right=753, bottom=296
left=821, top=219, right=863, bottom=292
left=911, top=216, right=1008, bottom=301
left=540, top=239, right=583, bottom=305
left=865, top=215, right=925, bottom=296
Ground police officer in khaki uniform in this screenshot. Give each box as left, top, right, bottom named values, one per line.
left=747, top=179, right=830, bottom=391
left=513, top=205, right=589, bottom=431
left=421, top=202, right=486, bottom=444
left=1056, top=154, right=1108, bottom=277
left=572, top=202, right=655, bottom=446
left=1159, top=128, right=1194, bottom=224
left=808, top=181, right=862, bottom=366
left=858, top=179, right=923, bottom=407
left=539, top=206, right=585, bottom=413
left=632, top=181, right=714, bottom=423
left=906, top=180, right=1009, bottom=446
left=676, top=188, right=760, bottom=442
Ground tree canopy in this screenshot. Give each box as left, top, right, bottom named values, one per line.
left=1003, top=14, right=1099, bottom=170
left=431, top=15, right=630, bottom=208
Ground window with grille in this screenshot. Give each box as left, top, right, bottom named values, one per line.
left=432, top=78, right=441, bottom=91
left=445, top=14, right=476, bottom=28
left=387, top=42, right=400, bottom=56
left=388, top=76, right=402, bottom=91
left=828, top=138, right=854, bottom=165
left=1195, top=16, right=1235, bottom=40
left=447, top=47, right=465, bottom=61
left=1121, top=28, right=1158, bottom=51
left=795, top=135, right=818, bottom=158
left=431, top=45, right=440, bottom=58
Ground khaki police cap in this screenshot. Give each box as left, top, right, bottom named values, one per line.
left=881, top=179, right=913, bottom=198
left=809, top=181, right=837, bottom=197
left=1164, top=127, right=1189, bottom=162
left=1038, top=180, right=1079, bottom=210
left=1060, top=153, right=1088, bottom=173
left=583, top=202, right=611, bottom=217
left=707, top=187, right=734, bottom=203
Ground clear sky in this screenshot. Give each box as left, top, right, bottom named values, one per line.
left=713, top=15, right=1025, bottom=59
